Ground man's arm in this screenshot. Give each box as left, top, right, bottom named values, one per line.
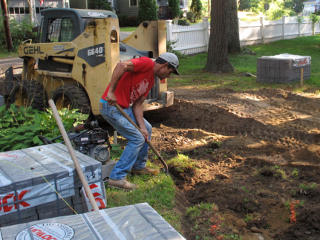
left=132, top=95, right=148, bottom=139
left=106, top=60, right=134, bottom=105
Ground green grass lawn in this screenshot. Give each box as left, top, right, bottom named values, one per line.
left=170, top=35, right=320, bottom=92
left=120, top=27, right=137, bottom=32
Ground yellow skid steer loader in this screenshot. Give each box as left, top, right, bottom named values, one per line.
left=8, top=8, right=173, bottom=118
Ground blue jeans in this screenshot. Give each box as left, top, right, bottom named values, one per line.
left=100, top=101, right=152, bottom=180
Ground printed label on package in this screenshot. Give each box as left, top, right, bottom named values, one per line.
left=0, top=177, right=74, bottom=216
left=82, top=182, right=106, bottom=211
left=16, top=223, right=74, bottom=240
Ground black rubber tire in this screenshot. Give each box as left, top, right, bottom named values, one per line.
left=8, top=80, right=47, bottom=110
left=52, top=85, right=91, bottom=114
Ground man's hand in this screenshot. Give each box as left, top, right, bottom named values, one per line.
left=132, top=96, right=148, bottom=140
left=140, top=126, right=149, bottom=141
left=106, top=91, right=117, bottom=105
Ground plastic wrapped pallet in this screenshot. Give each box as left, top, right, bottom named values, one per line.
left=0, top=202, right=186, bottom=240
left=0, top=143, right=106, bottom=227
left=257, top=53, right=311, bottom=83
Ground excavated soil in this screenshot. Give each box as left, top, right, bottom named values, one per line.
left=145, top=87, right=320, bottom=240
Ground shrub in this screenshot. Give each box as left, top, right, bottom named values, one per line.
left=177, top=18, right=190, bottom=26
left=310, top=13, right=320, bottom=35
left=118, top=15, right=139, bottom=27
left=186, top=11, right=195, bottom=23
left=265, top=0, right=294, bottom=20
left=239, top=0, right=251, bottom=11
left=138, top=0, right=158, bottom=24
left=190, top=0, right=202, bottom=21
left=0, top=105, right=88, bottom=151
left=310, top=13, right=320, bottom=24
left=89, top=0, right=112, bottom=10
left=166, top=40, right=184, bottom=59
left=168, top=0, right=181, bottom=19
left=0, top=17, right=36, bottom=49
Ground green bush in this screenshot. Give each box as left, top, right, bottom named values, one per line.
left=138, top=0, right=158, bottom=24
left=250, top=0, right=302, bottom=18
left=0, top=17, right=36, bottom=49
left=166, top=41, right=184, bottom=59
left=310, top=13, right=320, bottom=24
left=177, top=18, right=190, bottom=26
left=118, top=15, right=139, bottom=27
left=239, top=0, right=251, bottom=11
left=0, top=105, right=88, bottom=152
left=238, top=0, right=259, bottom=11
left=310, top=13, right=320, bottom=35
left=186, top=11, right=195, bottom=23
left=168, top=0, right=181, bottom=19
left=89, top=0, right=112, bottom=10
left=190, top=0, right=202, bottom=21
left=284, top=0, right=304, bottom=14
left=264, top=0, right=295, bottom=20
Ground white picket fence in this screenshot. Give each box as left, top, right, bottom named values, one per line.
left=166, top=16, right=320, bottom=55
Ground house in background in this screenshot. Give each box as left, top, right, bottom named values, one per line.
left=303, top=0, right=320, bottom=15
left=7, top=0, right=70, bottom=24
left=7, top=0, right=189, bottom=24
left=115, top=0, right=188, bottom=19
left=6, top=0, right=110, bottom=24
left=69, top=0, right=115, bottom=10
left=70, top=0, right=189, bottom=19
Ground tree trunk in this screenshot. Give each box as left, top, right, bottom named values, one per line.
left=0, top=0, right=13, bottom=51
left=205, top=0, right=233, bottom=73
left=27, top=0, right=32, bottom=23
left=227, top=0, right=241, bottom=53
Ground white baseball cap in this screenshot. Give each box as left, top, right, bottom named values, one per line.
left=158, top=52, right=180, bottom=75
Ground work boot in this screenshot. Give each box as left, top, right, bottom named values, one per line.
left=107, top=179, right=137, bottom=190
left=131, top=167, right=160, bottom=176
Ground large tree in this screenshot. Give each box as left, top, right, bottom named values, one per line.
left=205, top=0, right=233, bottom=73
left=227, top=0, right=241, bottom=53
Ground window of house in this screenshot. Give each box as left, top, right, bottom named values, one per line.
left=20, top=8, right=25, bottom=14
left=25, top=7, right=30, bottom=14
left=130, top=0, right=138, bottom=7
left=9, top=8, right=14, bottom=14
left=46, top=17, right=74, bottom=42
left=14, top=8, right=19, bottom=14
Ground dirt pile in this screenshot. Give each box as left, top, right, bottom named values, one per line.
left=147, top=88, right=320, bottom=240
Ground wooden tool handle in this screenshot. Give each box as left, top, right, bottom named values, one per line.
left=49, top=99, right=100, bottom=211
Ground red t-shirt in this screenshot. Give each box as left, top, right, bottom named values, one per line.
left=101, top=57, right=155, bottom=108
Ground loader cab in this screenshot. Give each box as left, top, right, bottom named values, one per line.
left=37, top=8, right=118, bottom=72
left=38, top=8, right=117, bottom=43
